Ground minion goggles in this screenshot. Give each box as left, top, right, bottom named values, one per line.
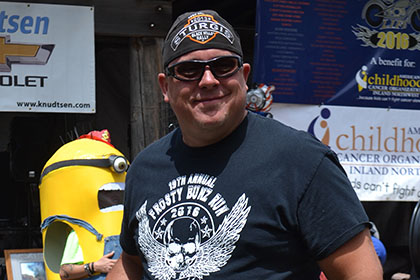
left=40, top=155, right=128, bottom=182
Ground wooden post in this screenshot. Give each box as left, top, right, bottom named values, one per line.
left=129, top=37, right=171, bottom=159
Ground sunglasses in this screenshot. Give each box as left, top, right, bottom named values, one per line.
left=165, top=55, right=243, bottom=81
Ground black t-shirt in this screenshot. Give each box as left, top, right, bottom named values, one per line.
left=120, top=112, right=369, bottom=279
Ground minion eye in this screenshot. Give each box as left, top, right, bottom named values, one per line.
left=109, top=155, right=128, bottom=173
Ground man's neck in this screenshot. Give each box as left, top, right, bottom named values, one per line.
left=181, top=111, right=248, bottom=147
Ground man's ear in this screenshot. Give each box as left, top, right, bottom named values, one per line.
left=242, top=63, right=251, bottom=92
left=158, top=73, right=170, bottom=103
left=242, top=63, right=251, bottom=82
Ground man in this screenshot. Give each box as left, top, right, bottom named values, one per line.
left=107, top=10, right=383, bottom=280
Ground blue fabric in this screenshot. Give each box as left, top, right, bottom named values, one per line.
left=371, top=236, right=387, bottom=265
left=104, top=235, right=122, bottom=260
left=41, top=215, right=103, bottom=241
left=86, top=236, right=123, bottom=280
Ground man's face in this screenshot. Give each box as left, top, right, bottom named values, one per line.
left=158, top=49, right=251, bottom=147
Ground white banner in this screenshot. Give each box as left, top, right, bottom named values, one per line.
left=0, top=2, right=95, bottom=113
left=271, top=104, right=420, bottom=202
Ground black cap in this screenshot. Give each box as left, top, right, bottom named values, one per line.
left=162, top=10, right=243, bottom=68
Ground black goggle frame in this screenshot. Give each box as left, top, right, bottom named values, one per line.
left=165, top=55, right=243, bottom=81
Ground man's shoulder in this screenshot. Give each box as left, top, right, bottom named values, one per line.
left=249, top=111, right=303, bottom=133
left=248, top=112, right=324, bottom=148
left=130, top=130, right=177, bottom=165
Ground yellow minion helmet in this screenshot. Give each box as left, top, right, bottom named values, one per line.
left=39, top=130, right=128, bottom=280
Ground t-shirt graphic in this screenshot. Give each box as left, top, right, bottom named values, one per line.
left=135, top=174, right=251, bottom=280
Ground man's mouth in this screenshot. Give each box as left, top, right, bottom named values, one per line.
left=195, top=93, right=228, bottom=104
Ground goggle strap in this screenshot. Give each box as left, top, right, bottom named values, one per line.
left=40, top=158, right=115, bottom=183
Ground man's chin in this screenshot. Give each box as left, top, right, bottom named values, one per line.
left=195, top=115, right=227, bottom=130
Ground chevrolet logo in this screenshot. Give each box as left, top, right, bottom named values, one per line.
left=0, top=36, right=54, bottom=72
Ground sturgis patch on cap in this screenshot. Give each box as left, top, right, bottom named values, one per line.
left=162, top=10, right=242, bottom=68
left=171, top=13, right=235, bottom=51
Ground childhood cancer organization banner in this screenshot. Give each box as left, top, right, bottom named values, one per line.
left=271, top=104, right=420, bottom=202
left=253, top=0, right=420, bottom=110
left=0, top=2, right=95, bottom=113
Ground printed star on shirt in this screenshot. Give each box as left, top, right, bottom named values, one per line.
left=200, top=216, right=208, bottom=224
left=201, top=225, right=212, bottom=238
left=154, top=227, right=165, bottom=240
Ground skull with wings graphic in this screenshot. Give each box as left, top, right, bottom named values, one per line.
left=136, top=194, right=251, bottom=280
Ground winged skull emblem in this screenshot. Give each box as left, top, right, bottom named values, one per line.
left=136, top=194, right=251, bottom=280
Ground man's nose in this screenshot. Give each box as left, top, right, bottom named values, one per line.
left=199, top=66, right=219, bottom=87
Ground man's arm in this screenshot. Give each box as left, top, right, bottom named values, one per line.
left=106, top=251, right=143, bottom=280
left=59, top=263, right=88, bottom=280
left=60, top=252, right=117, bottom=280
left=318, top=228, right=383, bottom=280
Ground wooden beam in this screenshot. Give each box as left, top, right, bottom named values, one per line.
left=129, top=37, right=170, bottom=157
left=94, top=0, right=172, bottom=37
left=0, top=0, right=172, bottom=37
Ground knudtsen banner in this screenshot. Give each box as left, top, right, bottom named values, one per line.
left=253, top=0, right=420, bottom=110
left=0, top=2, right=95, bottom=113
left=271, top=103, right=420, bottom=202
